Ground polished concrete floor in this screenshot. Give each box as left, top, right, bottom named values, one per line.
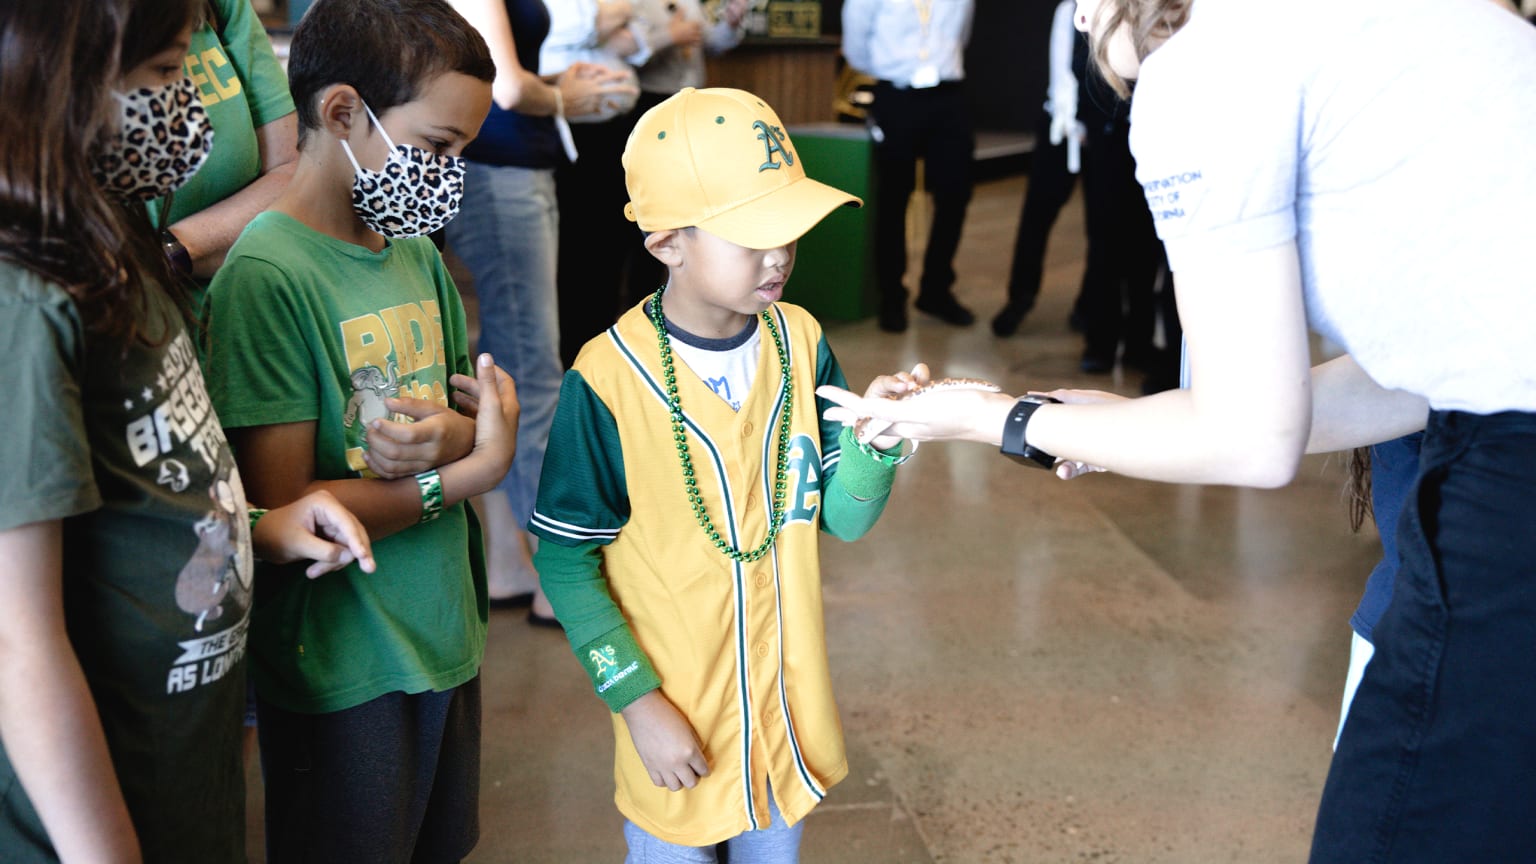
left=247, top=176, right=1380, bottom=863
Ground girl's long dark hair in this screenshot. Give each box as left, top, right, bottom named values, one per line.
left=0, top=0, right=197, bottom=344
left=1348, top=447, right=1373, bottom=532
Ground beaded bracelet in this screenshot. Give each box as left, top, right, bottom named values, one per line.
left=247, top=507, right=269, bottom=533
left=415, top=469, right=444, bottom=523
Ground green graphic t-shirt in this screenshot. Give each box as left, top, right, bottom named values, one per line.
left=145, top=0, right=295, bottom=230
left=0, top=264, right=250, bottom=864
left=205, top=212, right=487, bottom=714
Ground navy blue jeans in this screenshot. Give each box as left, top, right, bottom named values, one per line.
left=443, top=163, right=561, bottom=526
left=1312, top=410, right=1536, bottom=861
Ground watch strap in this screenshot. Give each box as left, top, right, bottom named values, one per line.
left=161, top=230, right=192, bottom=277
left=1000, top=396, right=1061, bottom=469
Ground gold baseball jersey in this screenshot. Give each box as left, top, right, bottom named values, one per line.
left=531, top=298, right=898, bottom=845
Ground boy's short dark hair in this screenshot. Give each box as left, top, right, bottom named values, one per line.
left=287, top=0, right=494, bottom=144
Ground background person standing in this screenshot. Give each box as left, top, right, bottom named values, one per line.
left=842, top=0, right=976, bottom=333
left=447, top=0, right=635, bottom=623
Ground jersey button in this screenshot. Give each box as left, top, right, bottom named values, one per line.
left=754, top=641, right=770, bottom=658
left=741, top=420, right=754, bottom=436
left=764, top=707, right=778, bottom=725
left=754, top=573, right=770, bottom=588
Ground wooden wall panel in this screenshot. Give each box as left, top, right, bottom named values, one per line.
left=704, top=40, right=842, bottom=125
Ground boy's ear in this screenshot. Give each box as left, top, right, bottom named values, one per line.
left=644, top=229, right=686, bottom=268
left=318, top=84, right=365, bottom=141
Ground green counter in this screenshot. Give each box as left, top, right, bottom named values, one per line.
left=785, top=122, right=877, bottom=321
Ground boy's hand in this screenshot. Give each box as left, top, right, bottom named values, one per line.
left=448, top=361, right=518, bottom=425
left=857, top=363, right=931, bottom=452
left=621, top=690, right=710, bottom=791
left=362, top=399, right=475, bottom=479
left=444, top=354, right=520, bottom=497
left=253, top=490, right=376, bottom=578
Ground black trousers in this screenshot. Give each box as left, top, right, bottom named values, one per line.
left=258, top=677, right=482, bottom=864
left=555, top=117, right=635, bottom=368
left=868, top=80, right=974, bottom=313
left=1004, top=107, right=1079, bottom=314
left=1313, top=410, right=1536, bottom=861
left=1076, top=114, right=1162, bottom=362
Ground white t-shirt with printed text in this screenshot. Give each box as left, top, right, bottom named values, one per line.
left=1130, top=0, right=1536, bottom=413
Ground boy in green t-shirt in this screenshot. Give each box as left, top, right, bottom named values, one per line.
left=203, top=1, right=512, bottom=859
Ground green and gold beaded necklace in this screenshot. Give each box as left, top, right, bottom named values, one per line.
left=648, top=286, right=793, bottom=563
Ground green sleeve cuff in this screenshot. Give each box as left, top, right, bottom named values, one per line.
left=833, top=425, right=901, bottom=501
left=577, top=625, right=662, bottom=712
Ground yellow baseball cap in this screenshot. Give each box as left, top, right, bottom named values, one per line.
left=622, top=87, right=863, bottom=250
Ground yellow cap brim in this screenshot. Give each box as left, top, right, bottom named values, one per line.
left=692, top=175, right=862, bottom=250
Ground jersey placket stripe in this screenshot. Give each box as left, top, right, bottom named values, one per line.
left=760, top=313, right=827, bottom=801
left=609, top=327, right=761, bottom=829
left=733, top=555, right=758, bottom=830
left=770, top=544, right=827, bottom=801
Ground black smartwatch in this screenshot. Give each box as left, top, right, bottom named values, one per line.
left=999, top=395, right=1061, bottom=469
left=161, top=229, right=192, bottom=277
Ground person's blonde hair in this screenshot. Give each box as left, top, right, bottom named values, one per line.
left=1089, top=0, right=1193, bottom=97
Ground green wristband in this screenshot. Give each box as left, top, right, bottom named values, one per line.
left=578, top=627, right=662, bottom=712
left=247, top=507, right=269, bottom=533
left=415, top=469, right=444, bottom=523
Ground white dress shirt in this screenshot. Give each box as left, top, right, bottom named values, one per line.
left=841, top=0, right=974, bottom=87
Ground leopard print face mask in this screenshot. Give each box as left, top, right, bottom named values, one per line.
left=94, top=77, right=213, bottom=201
left=340, top=102, right=465, bottom=239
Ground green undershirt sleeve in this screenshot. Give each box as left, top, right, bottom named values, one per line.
left=813, top=333, right=903, bottom=541
left=820, top=423, right=900, bottom=541
left=534, top=540, right=661, bottom=712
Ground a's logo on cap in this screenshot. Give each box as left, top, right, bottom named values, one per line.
left=753, top=120, right=794, bottom=173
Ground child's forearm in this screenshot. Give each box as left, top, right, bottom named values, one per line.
left=233, top=410, right=510, bottom=547
left=536, top=541, right=629, bottom=646
left=305, top=454, right=504, bottom=543
left=301, top=477, right=425, bottom=542
left=537, top=540, right=662, bottom=711
left=820, top=426, right=899, bottom=541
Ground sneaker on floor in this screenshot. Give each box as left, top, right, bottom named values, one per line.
left=914, top=294, right=975, bottom=327
left=878, top=304, right=908, bottom=333
left=488, top=592, right=534, bottom=610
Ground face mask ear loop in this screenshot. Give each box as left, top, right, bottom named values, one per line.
left=339, top=99, right=399, bottom=173
left=362, top=102, right=400, bottom=153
